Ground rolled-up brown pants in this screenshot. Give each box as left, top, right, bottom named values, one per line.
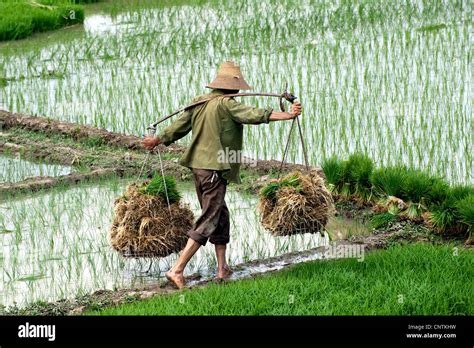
left=187, top=168, right=230, bottom=246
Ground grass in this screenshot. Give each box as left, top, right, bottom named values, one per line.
left=0, top=153, right=71, bottom=183
left=88, top=244, right=473, bottom=315
left=0, top=0, right=88, bottom=41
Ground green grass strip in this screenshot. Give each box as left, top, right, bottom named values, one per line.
left=0, top=0, right=88, bottom=41
left=88, top=244, right=473, bottom=315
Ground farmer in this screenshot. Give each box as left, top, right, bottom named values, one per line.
left=142, top=61, right=302, bottom=288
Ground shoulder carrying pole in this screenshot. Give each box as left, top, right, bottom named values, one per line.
left=147, top=90, right=297, bottom=131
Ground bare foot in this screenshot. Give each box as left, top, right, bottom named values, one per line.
left=217, top=265, right=233, bottom=280
left=165, top=270, right=185, bottom=289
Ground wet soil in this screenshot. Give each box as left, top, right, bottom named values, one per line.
left=0, top=110, right=183, bottom=153
left=0, top=111, right=325, bottom=196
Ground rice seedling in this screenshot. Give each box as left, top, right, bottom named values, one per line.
left=139, top=175, right=181, bottom=203
left=427, top=205, right=457, bottom=234
left=425, top=177, right=450, bottom=207
left=321, top=156, right=343, bottom=191
left=90, top=244, right=474, bottom=315
left=259, top=173, right=301, bottom=202
left=341, top=153, right=374, bottom=200
left=370, top=166, right=407, bottom=198
left=455, top=195, right=474, bottom=234
left=0, top=0, right=470, bottom=184
left=0, top=0, right=471, bottom=312
left=258, top=172, right=334, bottom=236
left=109, top=182, right=193, bottom=257
left=0, top=155, right=71, bottom=183
left=371, top=212, right=397, bottom=229
left=0, top=0, right=85, bottom=41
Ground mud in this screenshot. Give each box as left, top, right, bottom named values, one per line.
left=0, top=168, right=123, bottom=196
left=0, top=137, right=189, bottom=195
left=0, top=111, right=324, bottom=178
left=0, top=110, right=184, bottom=154
left=1, top=113, right=325, bottom=197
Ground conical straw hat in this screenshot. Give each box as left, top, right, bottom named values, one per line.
left=206, top=61, right=252, bottom=90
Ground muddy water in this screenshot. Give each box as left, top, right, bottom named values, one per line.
left=0, top=178, right=336, bottom=307
left=0, top=154, right=71, bottom=184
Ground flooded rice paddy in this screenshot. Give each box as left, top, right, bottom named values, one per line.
left=0, top=0, right=471, bottom=184
left=0, top=155, right=71, bottom=184
left=1, top=178, right=332, bottom=307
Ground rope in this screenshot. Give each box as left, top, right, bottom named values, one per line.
left=156, top=144, right=172, bottom=215
left=136, top=128, right=172, bottom=215
left=278, top=117, right=296, bottom=179
left=277, top=114, right=311, bottom=179
left=296, top=116, right=311, bottom=172
left=136, top=128, right=156, bottom=181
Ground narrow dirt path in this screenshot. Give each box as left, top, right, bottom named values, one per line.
left=1, top=112, right=325, bottom=196
left=0, top=109, right=184, bottom=153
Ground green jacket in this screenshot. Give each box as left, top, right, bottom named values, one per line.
left=159, top=89, right=273, bottom=183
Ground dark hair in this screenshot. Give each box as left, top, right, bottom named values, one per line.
left=218, top=89, right=239, bottom=94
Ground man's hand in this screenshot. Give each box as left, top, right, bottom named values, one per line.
left=142, top=136, right=161, bottom=150
left=290, top=101, right=302, bottom=118
left=269, top=101, right=303, bottom=121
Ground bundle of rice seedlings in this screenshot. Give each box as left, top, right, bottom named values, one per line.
left=456, top=195, right=474, bottom=233
left=343, top=153, right=374, bottom=196
left=370, top=212, right=397, bottom=229
left=139, top=175, right=181, bottom=203
left=321, top=156, right=343, bottom=191
left=370, top=166, right=407, bottom=198
left=258, top=171, right=334, bottom=236
left=423, top=187, right=473, bottom=235
left=323, top=153, right=373, bottom=201
left=109, top=175, right=194, bottom=257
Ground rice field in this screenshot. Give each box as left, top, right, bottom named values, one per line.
left=0, top=178, right=329, bottom=307
left=0, top=0, right=471, bottom=311
left=0, top=0, right=471, bottom=184
left=0, top=155, right=71, bottom=183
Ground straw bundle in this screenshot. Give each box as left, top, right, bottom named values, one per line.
left=109, top=181, right=194, bottom=257
left=258, top=172, right=334, bottom=236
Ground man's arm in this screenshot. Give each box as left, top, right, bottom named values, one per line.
left=143, top=109, right=192, bottom=150
left=223, top=97, right=302, bottom=124
left=269, top=101, right=302, bottom=121
left=223, top=98, right=273, bottom=124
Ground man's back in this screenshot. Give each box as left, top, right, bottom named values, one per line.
left=160, top=89, right=272, bottom=183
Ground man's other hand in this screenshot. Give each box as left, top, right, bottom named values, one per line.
left=268, top=101, right=302, bottom=122
left=290, top=101, right=302, bottom=118
left=142, top=136, right=160, bottom=150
